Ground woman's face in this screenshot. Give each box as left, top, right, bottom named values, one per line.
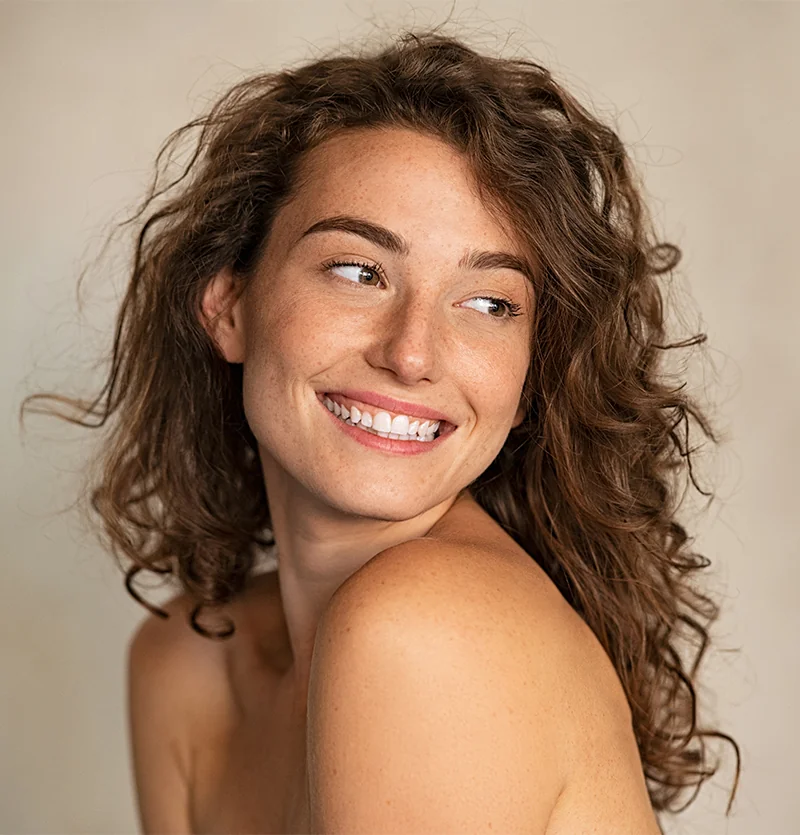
left=212, top=126, right=534, bottom=521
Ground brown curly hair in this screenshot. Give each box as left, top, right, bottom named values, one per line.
left=21, top=28, right=740, bottom=820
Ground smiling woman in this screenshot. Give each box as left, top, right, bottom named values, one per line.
left=21, top=27, right=740, bottom=834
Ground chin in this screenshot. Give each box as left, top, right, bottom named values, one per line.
left=319, top=482, right=447, bottom=522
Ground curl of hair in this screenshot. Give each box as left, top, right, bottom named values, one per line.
left=21, top=28, right=740, bottom=819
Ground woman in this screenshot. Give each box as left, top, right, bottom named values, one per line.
left=24, top=29, right=740, bottom=833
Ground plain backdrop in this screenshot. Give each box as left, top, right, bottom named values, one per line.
left=2, top=1, right=797, bottom=833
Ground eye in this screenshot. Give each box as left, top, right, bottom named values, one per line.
left=463, top=296, right=524, bottom=320
left=322, top=259, right=385, bottom=287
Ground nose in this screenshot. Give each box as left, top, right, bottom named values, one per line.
left=364, top=292, right=446, bottom=385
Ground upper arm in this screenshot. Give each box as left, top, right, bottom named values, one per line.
left=127, top=596, right=223, bottom=834
left=306, top=544, right=570, bottom=834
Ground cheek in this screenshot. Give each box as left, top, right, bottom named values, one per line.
left=458, top=341, right=529, bottom=415
left=245, top=290, right=357, bottom=381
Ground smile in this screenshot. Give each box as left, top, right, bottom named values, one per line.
left=316, top=392, right=456, bottom=455
left=323, top=392, right=443, bottom=439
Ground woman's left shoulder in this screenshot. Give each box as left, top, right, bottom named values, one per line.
left=327, top=534, right=633, bottom=729
left=309, top=538, right=580, bottom=831
left=333, top=533, right=570, bottom=629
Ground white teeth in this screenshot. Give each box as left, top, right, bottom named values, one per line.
left=372, top=411, right=392, bottom=433
left=322, top=395, right=440, bottom=441
left=390, top=414, right=409, bottom=435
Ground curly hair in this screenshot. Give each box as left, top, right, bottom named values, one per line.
left=21, top=28, right=740, bottom=819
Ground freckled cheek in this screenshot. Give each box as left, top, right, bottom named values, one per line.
left=483, top=381, right=524, bottom=425
left=250, top=303, right=357, bottom=379
left=464, top=349, right=528, bottom=425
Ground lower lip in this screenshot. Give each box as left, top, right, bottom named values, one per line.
left=317, top=393, right=456, bottom=456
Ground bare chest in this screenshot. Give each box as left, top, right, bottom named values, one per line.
left=189, top=685, right=311, bottom=834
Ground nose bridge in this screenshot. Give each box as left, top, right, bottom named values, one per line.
left=370, top=284, right=444, bottom=382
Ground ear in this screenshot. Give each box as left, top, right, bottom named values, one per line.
left=199, top=267, right=247, bottom=363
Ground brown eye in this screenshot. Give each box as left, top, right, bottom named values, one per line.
left=463, top=295, right=524, bottom=319
left=323, top=260, right=384, bottom=286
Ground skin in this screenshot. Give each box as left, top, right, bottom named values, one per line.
left=201, top=125, right=534, bottom=704
left=130, top=124, right=663, bottom=833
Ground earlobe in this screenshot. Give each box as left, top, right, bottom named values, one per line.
left=199, top=267, right=247, bottom=364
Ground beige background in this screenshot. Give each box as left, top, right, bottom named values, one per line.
left=2, top=1, right=797, bottom=832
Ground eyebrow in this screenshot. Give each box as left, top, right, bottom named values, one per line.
left=297, top=214, right=533, bottom=282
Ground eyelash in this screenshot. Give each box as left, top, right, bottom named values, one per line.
left=321, top=259, right=524, bottom=320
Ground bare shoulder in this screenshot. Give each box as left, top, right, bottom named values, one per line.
left=326, top=535, right=630, bottom=719
left=128, top=570, right=279, bottom=701
left=309, top=538, right=630, bottom=828
left=313, top=537, right=658, bottom=832
left=127, top=590, right=235, bottom=832
left=128, top=589, right=233, bottom=713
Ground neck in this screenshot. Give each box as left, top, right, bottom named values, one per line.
left=261, top=461, right=474, bottom=694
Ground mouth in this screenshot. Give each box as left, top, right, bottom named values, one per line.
left=317, top=391, right=457, bottom=442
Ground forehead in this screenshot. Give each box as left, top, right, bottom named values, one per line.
left=297, top=125, right=467, bottom=182
left=276, top=126, right=523, bottom=255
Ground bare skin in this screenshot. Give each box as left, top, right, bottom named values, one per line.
left=128, top=126, right=662, bottom=832
left=130, top=492, right=662, bottom=833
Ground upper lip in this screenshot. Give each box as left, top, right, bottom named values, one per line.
left=320, top=389, right=458, bottom=426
